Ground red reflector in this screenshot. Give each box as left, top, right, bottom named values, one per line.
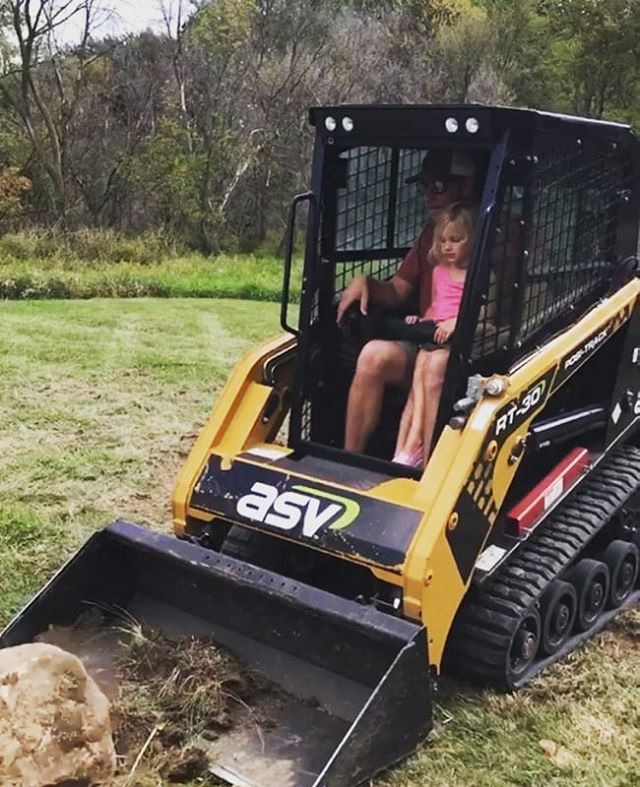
left=507, top=447, right=589, bottom=536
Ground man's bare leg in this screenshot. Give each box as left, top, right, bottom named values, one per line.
left=345, top=340, right=410, bottom=453
left=420, top=348, right=450, bottom=466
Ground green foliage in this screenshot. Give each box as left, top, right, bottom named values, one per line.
left=0, top=228, right=182, bottom=264
left=127, top=120, right=203, bottom=231
left=434, top=0, right=494, bottom=101
left=189, top=0, right=253, bottom=52
left=477, top=0, right=640, bottom=118
left=1, top=0, right=640, bottom=251
left=0, top=238, right=300, bottom=301
left=352, top=0, right=457, bottom=30
left=544, top=0, right=640, bottom=117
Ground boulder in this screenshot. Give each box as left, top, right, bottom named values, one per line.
left=0, top=642, right=116, bottom=786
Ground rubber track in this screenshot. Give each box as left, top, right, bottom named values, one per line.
left=445, top=444, right=640, bottom=689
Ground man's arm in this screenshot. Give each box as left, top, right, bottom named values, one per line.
left=336, top=273, right=413, bottom=325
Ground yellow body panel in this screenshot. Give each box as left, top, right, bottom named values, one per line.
left=403, top=279, right=639, bottom=668
left=173, top=280, right=639, bottom=673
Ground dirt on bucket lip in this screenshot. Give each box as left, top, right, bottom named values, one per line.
left=40, top=610, right=286, bottom=785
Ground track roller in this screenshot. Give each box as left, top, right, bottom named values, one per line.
left=445, top=446, right=640, bottom=689
left=567, top=558, right=609, bottom=632
left=601, top=540, right=639, bottom=608
left=506, top=607, right=541, bottom=687
left=539, top=580, right=577, bottom=656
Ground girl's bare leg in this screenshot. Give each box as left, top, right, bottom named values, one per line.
left=402, top=350, right=428, bottom=454
left=395, top=388, right=415, bottom=455
left=420, top=348, right=450, bottom=466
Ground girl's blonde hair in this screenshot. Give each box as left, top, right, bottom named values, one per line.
left=429, top=202, right=477, bottom=267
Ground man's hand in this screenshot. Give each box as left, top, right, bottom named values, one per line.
left=404, top=315, right=420, bottom=325
left=434, top=317, right=456, bottom=344
left=337, top=274, right=369, bottom=325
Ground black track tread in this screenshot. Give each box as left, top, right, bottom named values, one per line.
left=445, top=444, right=640, bottom=689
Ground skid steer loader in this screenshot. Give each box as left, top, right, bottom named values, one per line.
left=3, top=105, right=640, bottom=786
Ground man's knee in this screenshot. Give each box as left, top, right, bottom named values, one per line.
left=355, top=340, right=407, bottom=382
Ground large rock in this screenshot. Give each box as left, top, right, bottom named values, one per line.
left=0, top=642, right=116, bottom=786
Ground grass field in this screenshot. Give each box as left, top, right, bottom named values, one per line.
left=1, top=299, right=638, bottom=787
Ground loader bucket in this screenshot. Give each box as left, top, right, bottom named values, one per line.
left=0, top=521, right=432, bottom=786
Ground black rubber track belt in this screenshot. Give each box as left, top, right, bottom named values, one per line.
left=445, top=444, right=640, bottom=689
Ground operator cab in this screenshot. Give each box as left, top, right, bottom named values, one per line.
left=282, top=105, right=639, bottom=474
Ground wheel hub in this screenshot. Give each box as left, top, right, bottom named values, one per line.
left=588, top=581, right=604, bottom=611
left=553, top=602, right=570, bottom=633
left=619, top=558, right=634, bottom=591
left=517, top=629, right=536, bottom=660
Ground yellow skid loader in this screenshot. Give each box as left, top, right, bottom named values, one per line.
left=3, top=105, right=640, bottom=786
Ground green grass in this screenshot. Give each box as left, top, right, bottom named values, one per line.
left=0, top=251, right=301, bottom=301
left=0, top=298, right=282, bottom=626
left=0, top=298, right=638, bottom=787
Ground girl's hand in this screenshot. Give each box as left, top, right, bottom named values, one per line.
left=434, top=318, right=456, bottom=343
left=405, top=315, right=420, bottom=325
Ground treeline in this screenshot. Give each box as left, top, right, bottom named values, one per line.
left=1, top=0, right=639, bottom=253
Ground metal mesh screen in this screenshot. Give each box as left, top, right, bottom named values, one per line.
left=333, top=147, right=427, bottom=296
left=471, top=184, right=525, bottom=359
left=299, top=146, right=430, bottom=444
left=335, top=147, right=392, bottom=251
left=520, top=143, right=625, bottom=341
left=395, top=149, right=427, bottom=247
left=471, top=140, right=627, bottom=362
left=334, top=257, right=403, bottom=295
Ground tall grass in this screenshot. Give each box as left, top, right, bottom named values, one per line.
left=0, top=228, right=183, bottom=264
left=0, top=229, right=300, bottom=301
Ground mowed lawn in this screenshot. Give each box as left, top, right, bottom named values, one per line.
left=1, top=299, right=638, bottom=787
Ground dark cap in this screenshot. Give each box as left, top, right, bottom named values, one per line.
left=406, top=149, right=476, bottom=186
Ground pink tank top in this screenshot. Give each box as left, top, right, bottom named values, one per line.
left=429, top=265, right=465, bottom=322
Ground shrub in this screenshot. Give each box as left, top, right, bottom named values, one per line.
left=0, top=230, right=58, bottom=261
left=0, top=229, right=184, bottom=264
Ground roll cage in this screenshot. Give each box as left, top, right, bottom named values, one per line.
left=283, top=105, right=640, bottom=471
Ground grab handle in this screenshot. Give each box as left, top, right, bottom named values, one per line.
left=281, top=191, right=315, bottom=337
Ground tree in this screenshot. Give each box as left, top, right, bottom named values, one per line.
left=545, top=0, right=640, bottom=118
left=0, top=0, right=112, bottom=222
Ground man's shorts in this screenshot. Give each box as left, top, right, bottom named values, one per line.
left=395, top=340, right=418, bottom=388
left=395, top=339, right=448, bottom=387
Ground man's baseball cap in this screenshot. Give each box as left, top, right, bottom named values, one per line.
left=405, top=149, right=476, bottom=186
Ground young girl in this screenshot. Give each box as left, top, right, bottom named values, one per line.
left=393, top=202, right=476, bottom=467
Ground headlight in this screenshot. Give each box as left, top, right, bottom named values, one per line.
left=445, top=117, right=459, bottom=133
left=342, top=116, right=354, bottom=132
left=465, top=117, right=480, bottom=134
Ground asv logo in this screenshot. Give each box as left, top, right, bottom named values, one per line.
left=236, top=482, right=360, bottom=538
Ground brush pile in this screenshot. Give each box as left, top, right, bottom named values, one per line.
left=111, top=625, right=273, bottom=783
